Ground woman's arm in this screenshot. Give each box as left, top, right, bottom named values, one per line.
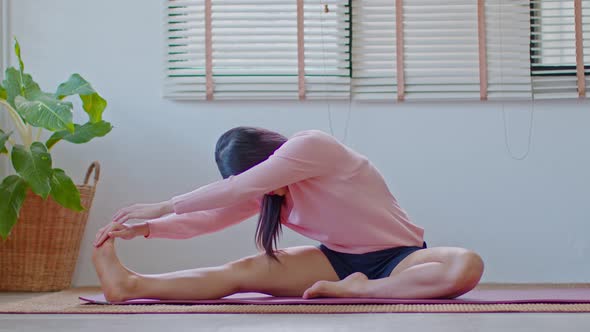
left=94, top=199, right=258, bottom=247
left=111, top=201, right=175, bottom=224
left=145, top=198, right=260, bottom=239
left=172, top=131, right=340, bottom=214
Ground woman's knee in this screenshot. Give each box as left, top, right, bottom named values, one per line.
left=226, top=253, right=277, bottom=292
left=463, top=250, right=485, bottom=282
left=445, top=250, right=484, bottom=296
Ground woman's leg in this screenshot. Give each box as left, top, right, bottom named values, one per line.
left=303, top=247, right=484, bottom=299
left=93, top=238, right=339, bottom=302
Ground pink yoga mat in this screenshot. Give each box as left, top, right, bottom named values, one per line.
left=80, top=288, right=590, bottom=305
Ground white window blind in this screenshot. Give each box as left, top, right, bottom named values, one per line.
left=303, top=0, right=351, bottom=100
left=165, top=0, right=205, bottom=99
left=531, top=0, right=589, bottom=99
left=165, top=0, right=586, bottom=102
left=352, top=0, right=484, bottom=101
left=351, top=0, right=532, bottom=102
left=485, top=0, right=532, bottom=100
left=403, top=0, right=480, bottom=100
left=351, top=0, right=398, bottom=100
left=164, top=0, right=350, bottom=100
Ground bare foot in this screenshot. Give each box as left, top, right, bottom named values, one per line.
left=302, top=272, right=370, bottom=299
left=92, top=238, right=139, bottom=302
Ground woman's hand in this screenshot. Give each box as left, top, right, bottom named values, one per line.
left=112, top=201, right=174, bottom=224
left=94, top=222, right=150, bottom=247
left=93, top=201, right=173, bottom=247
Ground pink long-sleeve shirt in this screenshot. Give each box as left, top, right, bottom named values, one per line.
left=147, top=130, right=424, bottom=254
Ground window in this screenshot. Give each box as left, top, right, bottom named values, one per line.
left=164, top=0, right=351, bottom=100
left=352, top=0, right=531, bottom=101
left=351, top=0, right=398, bottom=100
left=165, top=0, right=587, bottom=101
left=530, top=0, right=589, bottom=98
left=485, top=0, right=532, bottom=100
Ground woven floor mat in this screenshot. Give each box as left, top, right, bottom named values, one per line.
left=2, top=286, right=590, bottom=314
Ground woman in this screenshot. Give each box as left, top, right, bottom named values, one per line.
left=93, top=127, right=484, bottom=302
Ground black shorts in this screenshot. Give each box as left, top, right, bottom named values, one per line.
left=319, top=242, right=427, bottom=280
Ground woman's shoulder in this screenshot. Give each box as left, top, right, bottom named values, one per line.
left=289, top=129, right=337, bottom=144
left=276, top=130, right=345, bottom=161
left=284, top=130, right=341, bottom=151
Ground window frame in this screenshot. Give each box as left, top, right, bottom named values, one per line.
left=163, top=0, right=352, bottom=100
left=529, top=0, right=589, bottom=77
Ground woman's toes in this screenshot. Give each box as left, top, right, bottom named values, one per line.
left=303, top=281, right=329, bottom=299
left=303, top=273, right=370, bottom=299
left=345, top=272, right=369, bottom=283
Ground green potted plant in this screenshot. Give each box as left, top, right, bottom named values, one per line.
left=0, top=39, right=112, bottom=291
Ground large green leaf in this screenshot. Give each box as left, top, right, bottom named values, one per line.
left=2, top=39, right=41, bottom=113
left=50, top=168, right=84, bottom=212
left=0, top=83, right=6, bottom=100
left=14, top=38, right=25, bottom=74
left=0, top=175, right=28, bottom=239
left=0, top=129, right=12, bottom=154
left=55, top=74, right=106, bottom=123
left=15, top=94, right=75, bottom=133
left=46, top=120, right=112, bottom=149
left=80, top=93, right=107, bottom=123
left=11, top=142, right=53, bottom=199
left=2, top=68, right=21, bottom=107
left=3, top=67, right=42, bottom=109
left=55, top=74, right=96, bottom=99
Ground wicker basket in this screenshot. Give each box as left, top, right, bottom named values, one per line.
left=0, top=162, right=100, bottom=291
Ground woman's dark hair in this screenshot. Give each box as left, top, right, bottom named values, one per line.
left=215, top=127, right=288, bottom=260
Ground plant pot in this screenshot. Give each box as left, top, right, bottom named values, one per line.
left=0, top=162, right=100, bottom=291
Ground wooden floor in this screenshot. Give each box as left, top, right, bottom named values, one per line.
left=1, top=287, right=588, bottom=332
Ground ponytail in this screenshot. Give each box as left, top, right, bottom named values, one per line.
left=255, top=194, right=285, bottom=261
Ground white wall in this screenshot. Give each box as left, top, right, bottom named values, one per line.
left=7, top=0, right=590, bottom=286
